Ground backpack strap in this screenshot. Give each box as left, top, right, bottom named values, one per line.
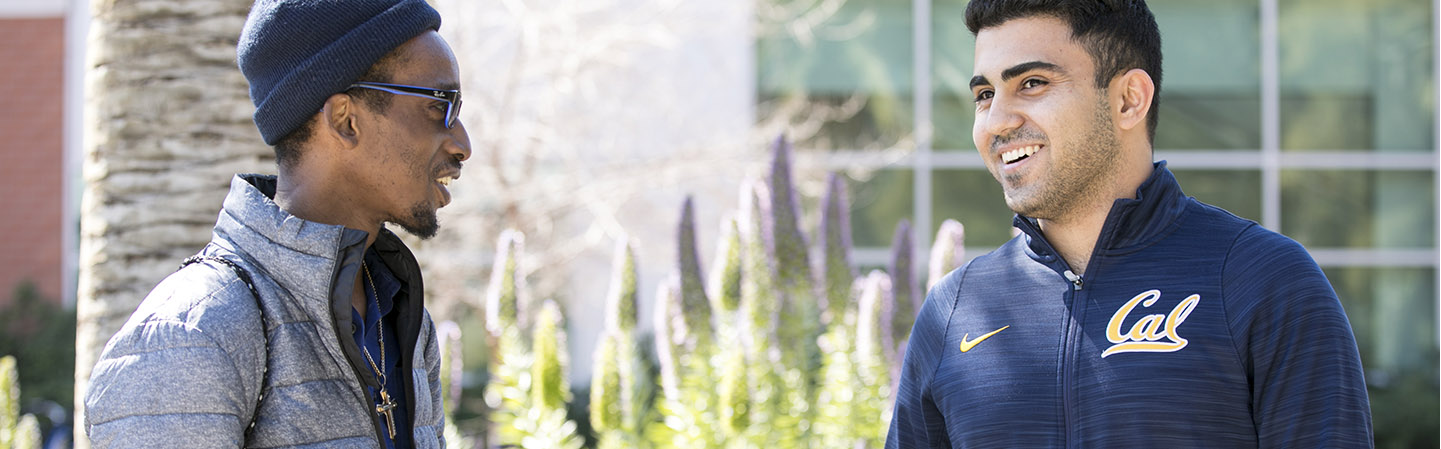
left=179, top=255, right=269, bottom=443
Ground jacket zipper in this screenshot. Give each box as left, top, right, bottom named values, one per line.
left=1061, top=269, right=1083, bottom=449
left=1015, top=216, right=1091, bottom=447
left=1063, top=270, right=1084, bottom=290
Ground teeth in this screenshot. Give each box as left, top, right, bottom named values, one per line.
left=1001, top=145, right=1039, bottom=164
left=436, top=176, right=453, bottom=187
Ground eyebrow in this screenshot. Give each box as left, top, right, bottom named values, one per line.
left=969, top=61, right=1065, bottom=90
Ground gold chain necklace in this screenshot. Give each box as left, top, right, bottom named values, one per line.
left=361, top=262, right=398, bottom=440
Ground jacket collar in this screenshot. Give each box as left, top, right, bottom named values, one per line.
left=214, top=174, right=370, bottom=305
left=1016, top=161, right=1187, bottom=260
left=216, top=174, right=429, bottom=400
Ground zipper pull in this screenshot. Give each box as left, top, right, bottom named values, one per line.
left=1063, top=270, right=1083, bottom=290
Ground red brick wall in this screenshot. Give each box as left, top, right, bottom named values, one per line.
left=0, top=17, right=65, bottom=305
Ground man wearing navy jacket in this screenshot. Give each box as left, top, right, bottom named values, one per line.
left=886, top=0, right=1373, bottom=447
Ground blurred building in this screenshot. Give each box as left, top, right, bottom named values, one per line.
left=0, top=0, right=82, bottom=307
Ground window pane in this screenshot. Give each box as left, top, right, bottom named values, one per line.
left=1323, top=266, right=1438, bottom=448
left=1279, top=0, right=1435, bottom=152
left=847, top=168, right=913, bottom=247
left=931, top=0, right=976, bottom=151
left=1150, top=0, right=1262, bottom=150
left=1170, top=169, right=1261, bottom=222
left=1280, top=170, right=1436, bottom=248
left=931, top=169, right=1014, bottom=247
left=757, top=0, right=913, bottom=150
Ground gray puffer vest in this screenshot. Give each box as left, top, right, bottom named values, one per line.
left=85, top=174, right=445, bottom=448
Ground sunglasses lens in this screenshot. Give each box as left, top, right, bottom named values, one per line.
left=447, top=99, right=462, bottom=129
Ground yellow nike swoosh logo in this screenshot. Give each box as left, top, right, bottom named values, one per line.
left=959, top=325, right=1010, bottom=353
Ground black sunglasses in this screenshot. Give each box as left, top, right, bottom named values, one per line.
left=347, top=82, right=463, bottom=129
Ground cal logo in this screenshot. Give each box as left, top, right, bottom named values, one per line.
left=1102, top=289, right=1200, bottom=358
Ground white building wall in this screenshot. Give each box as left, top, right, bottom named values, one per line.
left=0, top=0, right=66, bottom=17
left=431, top=0, right=756, bottom=386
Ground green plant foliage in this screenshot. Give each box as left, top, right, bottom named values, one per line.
left=511, top=406, right=585, bottom=449
left=471, top=137, right=927, bottom=448
left=887, top=219, right=916, bottom=364
left=927, top=219, right=965, bottom=290
left=812, top=280, right=861, bottom=449
left=1, top=355, right=41, bottom=449
left=588, top=238, right=656, bottom=449
left=532, top=301, right=570, bottom=410
left=677, top=197, right=716, bottom=356
left=649, top=278, right=683, bottom=445
left=853, top=271, right=895, bottom=449
left=818, top=173, right=855, bottom=327
left=705, top=213, right=752, bottom=445
left=484, top=325, right=533, bottom=446
left=766, top=138, right=819, bottom=307
left=813, top=173, right=864, bottom=448
left=737, top=179, right=790, bottom=446
left=482, top=230, right=538, bottom=448
left=766, top=137, right=812, bottom=293
left=435, top=320, right=472, bottom=448
left=739, top=179, right=782, bottom=351
left=601, top=238, right=651, bottom=437
left=649, top=277, right=725, bottom=449
left=497, top=299, right=586, bottom=449
left=443, top=419, right=466, bottom=449
left=606, top=238, right=640, bottom=335
left=627, top=336, right=662, bottom=449
left=437, top=321, right=463, bottom=417
left=655, top=281, right=685, bottom=401
left=709, top=216, right=744, bottom=337
left=1370, top=367, right=1440, bottom=449
left=486, top=230, right=528, bottom=338
left=0, top=281, right=74, bottom=427
left=664, top=201, right=726, bottom=449
left=705, top=214, right=755, bottom=445
left=715, top=346, right=750, bottom=442
left=589, top=332, right=623, bottom=436
left=12, top=414, right=40, bottom=449
left=765, top=139, right=824, bottom=440
left=1, top=355, right=17, bottom=447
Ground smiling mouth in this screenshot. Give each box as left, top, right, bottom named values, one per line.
left=433, top=174, right=458, bottom=207
left=1001, top=145, right=1040, bottom=164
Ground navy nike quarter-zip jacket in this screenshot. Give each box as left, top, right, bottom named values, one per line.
left=886, top=162, right=1372, bottom=448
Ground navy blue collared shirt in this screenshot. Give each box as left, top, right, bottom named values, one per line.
left=352, top=249, right=412, bottom=449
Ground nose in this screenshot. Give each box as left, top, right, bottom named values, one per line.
left=448, top=119, right=472, bottom=163
left=976, top=94, right=1024, bottom=147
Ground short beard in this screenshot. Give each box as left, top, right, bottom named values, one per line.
left=396, top=203, right=439, bottom=239
left=1005, top=97, right=1120, bottom=221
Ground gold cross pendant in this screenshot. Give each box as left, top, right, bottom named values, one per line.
left=376, top=390, right=398, bottom=439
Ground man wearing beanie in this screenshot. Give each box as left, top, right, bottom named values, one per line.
left=84, top=1, right=469, bottom=447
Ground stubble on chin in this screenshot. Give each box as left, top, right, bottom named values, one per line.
left=1000, top=174, right=1039, bottom=217
left=998, top=107, right=1120, bottom=221
left=397, top=202, right=440, bottom=240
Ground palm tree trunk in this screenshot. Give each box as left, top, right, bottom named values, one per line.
left=73, top=1, right=261, bottom=446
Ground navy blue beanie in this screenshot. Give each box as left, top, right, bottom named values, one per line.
left=238, top=0, right=442, bottom=145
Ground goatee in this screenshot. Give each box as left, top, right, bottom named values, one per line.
left=398, top=203, right=440, bottom=239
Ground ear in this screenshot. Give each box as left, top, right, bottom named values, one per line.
left=320, top=93, right=360, bottom=148
left=1112, top=68, right=1155, bottom=133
